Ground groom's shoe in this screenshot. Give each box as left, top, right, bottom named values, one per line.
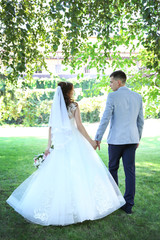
left=121, top=204, right=133, bottom=214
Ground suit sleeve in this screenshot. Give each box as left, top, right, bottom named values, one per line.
left=137, top=96, right=144, bottom=140
left=95, top=93, right=114, bottom=141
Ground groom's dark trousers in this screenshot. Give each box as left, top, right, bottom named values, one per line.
left=108, top=144, right=137, bottom=207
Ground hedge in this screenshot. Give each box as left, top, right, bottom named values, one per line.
left=0, top=77, right=106, bottom=126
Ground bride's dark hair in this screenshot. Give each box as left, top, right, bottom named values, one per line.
left=58, top=81, right=75, bottom=108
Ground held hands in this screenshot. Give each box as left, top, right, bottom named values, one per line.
left=96, top=141, right=101, bottom=150
left=91, top=140, right=97, bottom=150
left=90, top=140, right=101, bottom=150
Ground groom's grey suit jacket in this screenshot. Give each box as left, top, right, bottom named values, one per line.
left=95, top=86, right=144, bottom=144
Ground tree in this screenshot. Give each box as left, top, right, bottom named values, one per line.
left=0, top=0, right=159, bottom=116
left=0, top=0, right=159, bottom=77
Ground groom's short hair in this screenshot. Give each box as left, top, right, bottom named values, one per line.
left=110, top=70, right=127, bottom=83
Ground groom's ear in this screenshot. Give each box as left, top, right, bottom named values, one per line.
left=117, top=79, right=122, bottom=86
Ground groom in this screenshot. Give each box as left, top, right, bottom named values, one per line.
left=95, top=70, right=144, bottom=214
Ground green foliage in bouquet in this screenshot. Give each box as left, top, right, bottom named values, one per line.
left=34, top=145, right=54, bottom=168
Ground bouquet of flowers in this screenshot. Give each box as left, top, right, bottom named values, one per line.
left=33, top=153, right=46, bottom=168
left=33, top=145, right=54, bottom=168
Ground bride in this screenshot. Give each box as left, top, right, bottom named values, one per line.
left=6, top=81, right=125, bottom=226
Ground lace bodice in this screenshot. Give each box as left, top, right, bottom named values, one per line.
left=67, top=103, right=77, bottom=118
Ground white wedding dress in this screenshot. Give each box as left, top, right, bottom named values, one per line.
left=6, top=103, right=125, bottom=226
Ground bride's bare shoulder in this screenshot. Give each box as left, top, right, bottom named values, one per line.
left=68, top=102, right=78, bottom=118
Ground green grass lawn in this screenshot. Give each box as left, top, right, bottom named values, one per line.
left=0, top=136, right=160, bottom=240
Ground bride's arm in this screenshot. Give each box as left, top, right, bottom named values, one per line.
left=44, top=127, right=52, bottom=156
left=75, top=105, right=97, bottom=149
